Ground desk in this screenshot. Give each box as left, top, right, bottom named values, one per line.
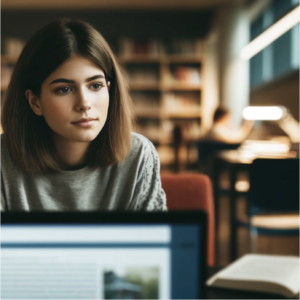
left=212, top=150, right=297, bottom=263
left=205, top=266, right=286, bottom=299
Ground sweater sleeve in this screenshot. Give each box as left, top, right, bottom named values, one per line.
left=132, top=140, right=167, bottom=211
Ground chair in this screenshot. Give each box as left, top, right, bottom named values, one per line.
left=197, top=140, right=241, bottom=175
left=247, top=158, right=299, bottom=251
left=161, top=173, right=215, bottom=266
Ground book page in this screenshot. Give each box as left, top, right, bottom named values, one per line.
left=215, top=254, right=299, bottom=294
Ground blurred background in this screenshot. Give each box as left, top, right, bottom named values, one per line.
left=1, top=0, right=299, bottom=266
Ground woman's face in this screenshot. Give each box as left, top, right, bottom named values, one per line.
left=29, top=55, right=110, bottom=145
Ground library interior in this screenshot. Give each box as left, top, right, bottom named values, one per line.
left=1, top=0, right=299, bottom=299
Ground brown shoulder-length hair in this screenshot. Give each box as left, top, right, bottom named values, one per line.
left=1, top=18, right=134, bottom=172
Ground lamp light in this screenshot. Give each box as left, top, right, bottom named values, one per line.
left=241, top=6, right=300, bottom=60
left=243, top=106, right=287, bottom=120
left=243, top=106, right=300, bottom=143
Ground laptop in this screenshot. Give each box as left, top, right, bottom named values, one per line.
left=1, top=211, right=207, bottom=299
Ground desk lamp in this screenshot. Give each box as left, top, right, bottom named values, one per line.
left=243, top=106, right=300, bottom=144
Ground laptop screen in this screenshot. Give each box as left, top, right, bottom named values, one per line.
left=1, top=212, right=206, bottom=299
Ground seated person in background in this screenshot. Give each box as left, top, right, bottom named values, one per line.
left=198, top=107, right=254, bottom=174
left=1, top=19, right=167, bottom=212
left=204, top=106, right=254, bottom=144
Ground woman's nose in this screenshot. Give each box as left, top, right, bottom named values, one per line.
left=75, top=91, right=91, bottom=112
left=78, top=103, right=91, bottom=112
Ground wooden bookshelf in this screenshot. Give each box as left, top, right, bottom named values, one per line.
left=118, top=38, right=205, bottom=172
left=128, top=83, right=160, bottom=90
left=162, top=112, right=201, bottom=118
left=118, top=56, right=161, bottom=63
left=161, top=84, right=202, bottom=91
left=118, top=55, right=202, bottom=64
left=128, top=83, right=202, bottom=91
left=135, top=113, right=160, bottom=118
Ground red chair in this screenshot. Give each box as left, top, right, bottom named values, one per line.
left=161, top=173, right=215, bottom=266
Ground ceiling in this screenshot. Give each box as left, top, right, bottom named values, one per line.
left=2, top=10, right=214, bottom=40
left=2, top=0, right=247, bottom=10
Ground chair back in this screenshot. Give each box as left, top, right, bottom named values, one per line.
left=198, top=140, right=240, bottom=173
left=161, top=173, right=215, bottom=266
left=248, top=158, right=299, bottom=216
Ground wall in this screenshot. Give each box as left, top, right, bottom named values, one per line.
left=1, top=10, right=213, bottom=42
left=250, top=71, right=299, bottom=121
left=201, top=29, right=220, bottom=133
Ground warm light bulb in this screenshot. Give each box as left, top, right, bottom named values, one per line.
left=241, top=6, right=300, bottom=60
left=243, top=106, right=285, bottom=120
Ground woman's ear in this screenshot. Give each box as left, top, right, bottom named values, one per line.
left=25, top=89, right=43, bottom=116
left=107, top=81, right=111, bottom=91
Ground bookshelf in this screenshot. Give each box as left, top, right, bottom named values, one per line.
left=1, top=37, right=205, bottom=172
left=118, top=38, right=204, bottom=172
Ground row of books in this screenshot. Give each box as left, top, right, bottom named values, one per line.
left=165, top=67, right=201, bottom=85
left=162, top=93, right=200, bottom=115
left=119, top=38, right=204, bottom=57
left=135, top=121, right=160, bottom=142
left=135, top=120, right=201, bottom=143
left=125, top=67, right=201, bottom=85
left=132, top=93, right=160, bottom=115
left=125, top=69, right=158, bottom=84
left=2, top=37, right=204, bottom=59
left=132, top=93, right=201, bottom=116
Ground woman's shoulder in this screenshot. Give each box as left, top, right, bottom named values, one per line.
left=130, top=132, right=157, bottom=156
left=123, top=132, right=158, bottom=165
left=131, top=132, right=153, bottom=148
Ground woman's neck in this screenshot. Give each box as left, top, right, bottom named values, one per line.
left=54, top=135, right=90, bottom=171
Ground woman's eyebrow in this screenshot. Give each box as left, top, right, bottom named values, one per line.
left=49, top=75, right=105, bottom=85
left=49, top=78, right=75, bottom=85
left=85, top=75, right=105, bottom=82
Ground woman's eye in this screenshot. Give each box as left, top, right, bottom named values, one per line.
left=56, top=87, right=71, bottom=94
left=90, top=83, right=104, bottom=91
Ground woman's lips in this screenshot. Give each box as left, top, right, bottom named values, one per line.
left=71, top=119, right=97, bottom=128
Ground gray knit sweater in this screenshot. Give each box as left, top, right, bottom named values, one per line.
left=1, top=133, right=167, bottom=211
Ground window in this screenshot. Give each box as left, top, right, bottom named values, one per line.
left=250, top=0, right=299, bottom=88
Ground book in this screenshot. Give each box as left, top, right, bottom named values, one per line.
left=206, top=254, right=299, bottom=298
left=162, top=93, right=200, bottom=116
left=118, top=38, right=162, bottom=57
left=173, top=66, right=200, bottom=85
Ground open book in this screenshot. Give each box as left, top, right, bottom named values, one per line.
left=206, top=254, right=299, bottom=298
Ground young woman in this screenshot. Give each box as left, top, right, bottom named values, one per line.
left=1, top=18, right=167, bottom=211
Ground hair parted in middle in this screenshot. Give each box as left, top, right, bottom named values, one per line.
left=1, top=18, right=134, bottom=172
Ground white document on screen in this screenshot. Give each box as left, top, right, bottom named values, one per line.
left=1, top=226, right=171, bottom=299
